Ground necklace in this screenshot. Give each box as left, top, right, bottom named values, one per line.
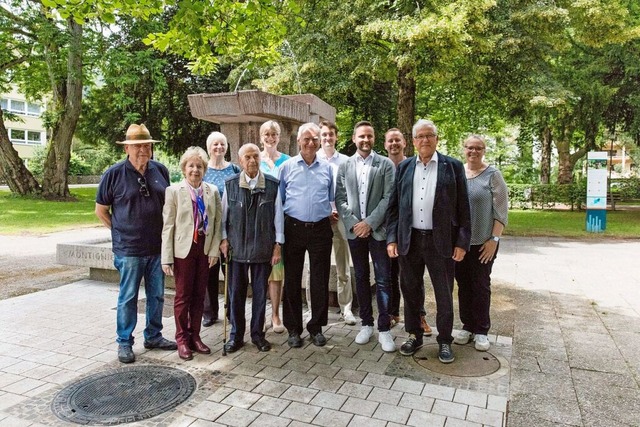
left=466, top=165, right=487, bottom=178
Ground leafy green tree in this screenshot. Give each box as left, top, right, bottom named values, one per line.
left=0, top=0, right=294, bottom=198
left=77, top=15, right=230, bottom=157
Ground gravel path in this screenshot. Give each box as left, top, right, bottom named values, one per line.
left=0, top=227, right=110, bottom=300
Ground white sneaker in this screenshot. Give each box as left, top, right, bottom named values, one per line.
left=474, top=334, right=490, bottom=351
left=454, top=330, right=474, bottom=345
left=342, top=310, right=357, bottom=326
left=355, top=326, right=374, bottom=344
left=378, top=331, right=396, bottom=353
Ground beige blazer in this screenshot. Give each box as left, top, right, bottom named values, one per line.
left=161, top=181, right=222, bottom=264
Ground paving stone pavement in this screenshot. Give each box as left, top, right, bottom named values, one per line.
left=0, top=235, right=638, bottom=426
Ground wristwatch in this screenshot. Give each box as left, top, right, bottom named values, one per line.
left=490, top=236, right=500, bottom=242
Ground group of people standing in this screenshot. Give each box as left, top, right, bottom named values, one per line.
left=96, top=117, right=508, bottom=366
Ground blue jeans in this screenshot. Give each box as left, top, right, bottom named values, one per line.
left=348, top=237, right=391, bottom=332
left=114, top=255, right=165, bottom=346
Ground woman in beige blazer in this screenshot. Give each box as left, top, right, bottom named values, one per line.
left=162, top=146, right=222, bottom=360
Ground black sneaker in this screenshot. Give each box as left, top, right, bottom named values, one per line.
left=143, top=337, right=178, bottom=350
left=438, top=343, right=455, bottom=364
left=118, top=345, right=135, bottom=363
left=288, top=332, right=302, bottom=348
left=309, top=332, right=327, bottom=347
left=399, top=334, right=423, bottom=356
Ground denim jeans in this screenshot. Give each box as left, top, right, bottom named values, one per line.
left=114, top=255, right=165, bottom=346
left=348, top=237, right=392, bottom=332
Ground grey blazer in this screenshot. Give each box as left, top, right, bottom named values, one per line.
left=335, top=152, right=395, bottom=241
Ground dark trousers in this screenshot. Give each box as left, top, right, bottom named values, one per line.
left=173, top=237, right=209, bottom=345
left=348, top=236, right=392, bottom=331
left=391, top=257, right=426, bottom=318
left=390, top=257, right=401, bottom=317
left=398, top=230, right=455, bottom=344
left=283, top=216, right=333, bottom=335
left=455, top=244, right=496, bottom=335
left=203, top=254, right=226, bottom=322
left=228, top=261, right=270, bottom=343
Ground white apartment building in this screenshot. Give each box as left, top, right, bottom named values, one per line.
left=1, top=87, right=47, bottom=164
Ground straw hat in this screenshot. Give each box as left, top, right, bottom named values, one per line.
left=117, top=124, right=160, bottom=144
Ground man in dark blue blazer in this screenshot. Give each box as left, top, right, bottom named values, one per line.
left=386, top=119, right=471, bottom=363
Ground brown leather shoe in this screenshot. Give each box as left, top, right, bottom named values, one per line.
left=189, top=338, right=211, bottom=354
left=420, top=315, right=433, bottom=336
left=178, top=343, right=193, bottom=360
left=390, top=315, right=401, bottom=327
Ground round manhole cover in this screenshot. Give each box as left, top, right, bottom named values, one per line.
left=413, top=343, right=501, bottom=377
left=51, top=365, right=196, bottom=425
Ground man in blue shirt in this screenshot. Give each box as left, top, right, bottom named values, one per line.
left=95, top=124, right=177, bottom=364
left=279, top=122, right=334, bottom=348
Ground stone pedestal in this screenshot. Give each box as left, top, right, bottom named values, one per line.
left=188, top=90, right=335, bottom=160
left=56, top=239, right=361, bottom=307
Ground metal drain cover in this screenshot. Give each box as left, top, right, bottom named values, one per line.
left=51, top=365, right=196, bottom=425
left=413, top=343, right=501, bottom=377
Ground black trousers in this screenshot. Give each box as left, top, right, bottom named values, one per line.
left=398, top=230, right=455, bottom=344
left=455, top=244, right=497, bottom=335
left=282, top=216, right=333, bottom=336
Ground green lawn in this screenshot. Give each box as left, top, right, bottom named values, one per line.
left=0, top=187, right=101, bottom=234
left=506, top=209, right=640, bottom=239
left=1, top=187, right=639, bottom=238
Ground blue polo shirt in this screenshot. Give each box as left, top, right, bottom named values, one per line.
left=96, top=158, right=170, bottom=257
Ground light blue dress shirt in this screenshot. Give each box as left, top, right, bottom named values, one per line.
left=279, top=154, right=334, bottom=222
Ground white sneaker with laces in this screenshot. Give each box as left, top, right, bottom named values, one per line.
left=355, top=326, right=374, bottom=344
left=342, top=310, right=357, bottom=326
left=454, top=330, right=474, bottom=345
left=378, top=331, right=396, bottom=352
left=474, top=334, right=490, bottom=351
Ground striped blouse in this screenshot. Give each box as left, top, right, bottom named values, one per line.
left=467, top=166, right=509, bottom=245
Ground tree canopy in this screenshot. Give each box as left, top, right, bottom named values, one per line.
left=2, top=0, right=640, bottom=193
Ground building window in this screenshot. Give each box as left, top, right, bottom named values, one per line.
left=1, top=98, right=43, bottom=117
left=27, top=131, right=42, bottom=144
left=9, top=129, right=44, bottom=145
left=10, top=100, right=26, bottom=114
left=27, top=103, right=41, bottom=116
left=10, top=129, right=26, bottom=143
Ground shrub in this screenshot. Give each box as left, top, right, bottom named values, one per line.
left=507, top=182, right=586, bottom=211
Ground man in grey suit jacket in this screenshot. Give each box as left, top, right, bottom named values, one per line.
left=386, top=119, right=471, bottom=363
left=336, top=121, right=397, bottom=352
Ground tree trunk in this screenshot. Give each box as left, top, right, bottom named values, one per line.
left=540, top=125, right=552, bottom=184
left=42, top=19, right=83, bottom=200
left=397, top=64, right=416, bottom=157
left=555, top=128, right=587, bottom=184
left=0, top=109, right=41, bottom=195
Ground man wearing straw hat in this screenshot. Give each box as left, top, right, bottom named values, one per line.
left=95, top=124, right=177, bottom=364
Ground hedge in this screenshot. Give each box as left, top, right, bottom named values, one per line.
left=507, top=178, right=640, bottom=210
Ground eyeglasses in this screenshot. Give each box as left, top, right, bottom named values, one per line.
left=138, top=177, right=150, bottom=197
left=464, top=146, right=485, bottom=152
left=415, top=134, right=437, bottom=141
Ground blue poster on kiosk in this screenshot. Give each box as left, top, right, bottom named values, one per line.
left=586, top=152, right=607, bottom=232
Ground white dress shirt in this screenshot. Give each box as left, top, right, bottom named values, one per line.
left=412, top=152, right=438, bottom=230
left=355, top=152, right=374, bottom=219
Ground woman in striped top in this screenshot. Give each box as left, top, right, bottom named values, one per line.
left=453, top=135, right=508, bottom=352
